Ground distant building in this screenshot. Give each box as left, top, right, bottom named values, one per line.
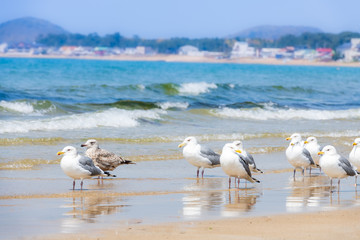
left=0, top=43, right=8, bottom=53
left=178, top=45, right=203, bottom=56
left=316, top=48, right=334, bottom=61
left=338, top=38, right=360, bottom=62
left=230, top=41, right=255, bottom=58
left=260, top=48, right=281, bottom=58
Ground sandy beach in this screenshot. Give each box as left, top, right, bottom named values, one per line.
left=1, top=53, right=360, bottom=67
left=40, top=206, right=360, bottom=240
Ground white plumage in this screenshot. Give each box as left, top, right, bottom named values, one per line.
left=286, top=139, right=314, bottom=178
left=304, top=136, right=322, bottom=166
left=58, top=146, right=107, bottom=190
left=232, top=140, right=263, bottom=173
left=178, top=136, right=220, bottom=178
left=220, top=143, right=260, bottom=188
left=319, top=145, right=357, bottom=191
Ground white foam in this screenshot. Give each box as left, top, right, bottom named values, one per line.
left=213, top=107, right=360, bottom=121
left=0, top=108, right=166, bottom=133
left=0, top=100, right=34, bottom=114
left=178, top=82, right=217, bottom=95
left=157, top=102, right=189, bottom=110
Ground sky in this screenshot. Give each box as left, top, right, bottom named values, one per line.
left=1, top=0, right=359, bottom=38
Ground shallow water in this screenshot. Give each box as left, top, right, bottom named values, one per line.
left=1, top=59, right=360, bottom=239
left=1, top=153, right=360, bottom=239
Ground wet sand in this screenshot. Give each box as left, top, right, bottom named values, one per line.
left=1, top=151, right=360, bottom=239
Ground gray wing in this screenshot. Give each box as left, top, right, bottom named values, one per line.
left=235, top=153, right=252, bottom=177
left=302, top=148, right=315, bottom=165
left=79, top=155, right=103, bottom=176
left=338, top=156, right=357, bottom=176
left=199, top=145, right=220, bottom=166
left=243, top=151, right=255, bottom=166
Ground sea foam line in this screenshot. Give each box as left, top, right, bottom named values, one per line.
left=213, top=107, right=360, bottom=121
left=0, top=108, right=166, bottom=133
left=178, top=82, right=217, bottom=96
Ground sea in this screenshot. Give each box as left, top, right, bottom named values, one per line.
left=1, top=57, right=360, bottom=238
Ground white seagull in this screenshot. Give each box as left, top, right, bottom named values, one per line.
left=220, top=143, right=260, bottom=188
left=178, top=136, right=220, bottom=178
left=233, top=140, right=263, bottom=173
left=81, top=139, right=134, bottom=176
left=286, top=133, right=303, bottom=144
left=319, top=145, right=358, bottom=191
left=286, top=138, right=315, bottom=179
left=349, top=138, right=360, bottom=185
left=304, top=136, right=322, bottom=168
left=58, top=146, right=111, bottom=190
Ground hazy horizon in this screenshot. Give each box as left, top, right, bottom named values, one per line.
left=1, top=0, right=360, bottom=38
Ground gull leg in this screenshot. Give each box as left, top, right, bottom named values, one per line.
left=355, top=176, right=358, bottom=186
left=309, top=167, right=312, bottom=176
left=228, top=177, right=231, bottom=189
left=80, top=180, right=83, bottom=190
left=196, top=168, right=199, bottom=178
left=302, top=168, right=305, bottom=176
left=201, top=169, right=204, bottom=178
left=330, top=179, right=333, bottom=193
left=338, top=179, right=341, bottom=192
left=293, top=169, right=296, bottom=180
left=73, top=180, right=75, bottom=190
left=237, top=178, right=240, bottom=188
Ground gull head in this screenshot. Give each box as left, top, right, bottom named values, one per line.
left=286, top=133, right=302, bottom=141
left=353, top=138, right=360, bottom=147
left=232, top=140, right=243, bottom=150
left=290, top=139, right=301, bottom=147
left=57, top=146, right=78, bottom=156
left=222, top=143, right=242, bottom=154
left=81, top=139, right=99, bottom=149
left=178, top=136, right=197, bottom=148
left=318, top=145, right=337, bottom=156
left=304, top=136, right=317, bottom=145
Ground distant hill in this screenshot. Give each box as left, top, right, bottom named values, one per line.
left=0, top=17, right=68, bottom=43
left=230, top=25, right=322, bottom=40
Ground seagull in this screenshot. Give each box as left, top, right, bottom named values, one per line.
left=286, top=139, right=315, bottom=179
left=349, top=138, right=360, bottom=185
left=318, top=145, right=358, bottom=191
left=233, top=140, right=263, bottom=173
left=304, top=136, right=322, bottom=169
left=57, top=146, right=111, bottom=190
left=286, top=133, right=304, bottom=145
left=220, top=143, right=260, bottom=188
left=81, top=139, right=134, bottom=176
left=178, top=136, right=220, bottom=178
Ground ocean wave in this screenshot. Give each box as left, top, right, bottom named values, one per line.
left=0, top=159, right=59, bottom=170
left=213, top=106, right=360, bottom=121
left=178, top=82, right=218, bottom=95
left=0, top=108, right=166, bottom=133
left=0, top=100, right=58, bottom=115
left=157, top=102, right=189, bottom=110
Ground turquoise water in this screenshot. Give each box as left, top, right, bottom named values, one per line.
left=1, top=58, right=360, bottom=139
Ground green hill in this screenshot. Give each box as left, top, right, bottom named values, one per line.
left=230, top=25, right=322, bottom=40
left=0, top=17, right=68, bottom=43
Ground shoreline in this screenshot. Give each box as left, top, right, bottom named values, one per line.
left=1, top=53, right=360, bottom=67
left=40, top=205, right=360, bottom=240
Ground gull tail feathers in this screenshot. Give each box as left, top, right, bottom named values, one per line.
left=104, top=171, right=116, bottom=177
left=252, top=177, right=260, bottom=183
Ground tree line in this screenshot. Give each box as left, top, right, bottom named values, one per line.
left=36, top=31, right=360, bottom=54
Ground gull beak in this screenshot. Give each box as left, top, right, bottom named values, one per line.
left=178, top=143, right=185, bottom=148
left=286, top=137, right=291, bottom=141
left=318, top=151, right=324, bottom=155
left=291, top=143, right=294, bottom=146
left=235, top=150, right=242, bottom=154
left=353, top=143, right=358, bottom=146
left=80, top=144, right=87, bottom=147
left=304, top=141, right=309, bottom=144
left=57, top=151, right=65, bottom=156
